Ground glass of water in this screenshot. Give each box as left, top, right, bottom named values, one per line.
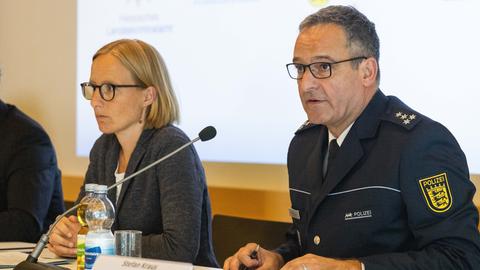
left=114, top=230, right=142, bottom=257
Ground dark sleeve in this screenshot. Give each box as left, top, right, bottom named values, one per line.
left=0, top=127, right=59, bottom=242
left=360, top=123, right=480, bottom=270
left=274, top=225, right=302, bottom=263
left=141, top=132, right=205, bottom=262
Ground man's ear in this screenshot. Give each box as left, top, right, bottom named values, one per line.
left=360, top=57, right=378, bottom=87
left=143, top=86, right=157, bottom=106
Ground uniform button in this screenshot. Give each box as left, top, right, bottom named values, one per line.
left=313, top=235, right=321, bottom=245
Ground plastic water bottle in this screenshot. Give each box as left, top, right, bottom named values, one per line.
left=76, top=183, right=97, bottom=270
left=84, top=185, right=115, bottom=270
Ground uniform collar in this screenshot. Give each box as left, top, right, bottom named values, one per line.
left=295, top=89, right=388, bottom=139
left=328, top=122, right=354, bottom=147
left=352, top=89, right=389, bottom=140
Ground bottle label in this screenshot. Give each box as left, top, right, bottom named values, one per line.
left=85, top=246, right=101, bottom=270
left=85, top=245, right=114, bottom=270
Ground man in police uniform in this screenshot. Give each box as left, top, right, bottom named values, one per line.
left=224, top=5, right=480, bottom=270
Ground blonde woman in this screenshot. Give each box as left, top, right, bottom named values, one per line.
left=48, top=39, right=218, bottom=267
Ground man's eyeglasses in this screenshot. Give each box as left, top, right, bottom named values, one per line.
left=80, top=82, right=145, bottom=101
left=286, top=56, right=367, bottom=80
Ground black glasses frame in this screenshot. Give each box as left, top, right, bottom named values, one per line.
left=80, top=82, right=144, bottom=101
left=286, top=56, right=367, bottom=80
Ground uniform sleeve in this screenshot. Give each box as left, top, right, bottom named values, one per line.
left=0, top=128, right=59, bottom=242
left=360, top=122, right=480, bottom=270
left=141, top=133, right=205, bottom=262
left=274, top=225, right=302, bottom=263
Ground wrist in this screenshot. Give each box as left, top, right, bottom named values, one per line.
left=271, top=251, right=285, bottom=269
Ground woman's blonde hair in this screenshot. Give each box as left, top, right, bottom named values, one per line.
left=93, top=39, right=179, bottom=129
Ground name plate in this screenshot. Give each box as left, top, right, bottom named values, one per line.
left=93, top=254, right=193, bottom=270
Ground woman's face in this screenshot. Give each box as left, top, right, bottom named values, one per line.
left=89, top=53, right=148, bottom=136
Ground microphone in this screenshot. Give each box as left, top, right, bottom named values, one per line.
left=14, top=126, right=217, bottom=270
left=107, top=125, right=216, bottom=191
left=198, top=125, right=216, bottom=141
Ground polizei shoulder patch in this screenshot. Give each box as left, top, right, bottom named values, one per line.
left=418, top=173, right=453, bottom=213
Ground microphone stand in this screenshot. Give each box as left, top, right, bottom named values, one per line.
left=14, top=126, right=216, bottom=270
left=16, top=204, right=80, bottom=270
left=106, top=136, right=201, bottom=191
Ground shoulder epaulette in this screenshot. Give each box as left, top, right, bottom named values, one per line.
left=380, top=96, right=423, bottom=130
left=385, top=106, right=422, bottom=130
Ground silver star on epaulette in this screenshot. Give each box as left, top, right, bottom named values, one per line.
left=409, top=114, right=416, bottom=120
left=403, top=119, right=411, bottom=125
left=401, top=114, right=408, bottom=120
left=395, top=112, right=402, bottom=117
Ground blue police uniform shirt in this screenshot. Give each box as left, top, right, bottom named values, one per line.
left=276, top=90, right=480, bottom=270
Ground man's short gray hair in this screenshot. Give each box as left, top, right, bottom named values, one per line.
left=300, top=5, right=380, bottom=82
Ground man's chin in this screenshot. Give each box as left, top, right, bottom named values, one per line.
left=307, top=116, right=327, bottom=125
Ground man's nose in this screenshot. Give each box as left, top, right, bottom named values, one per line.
left=298, top=67, right=317, bottom=92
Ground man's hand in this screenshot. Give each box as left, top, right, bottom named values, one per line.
left=223, top=243, right=284, bottom=270
left=281, top=254, right=362, bottom=270
left=47, top=215, right=81, bottom=258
